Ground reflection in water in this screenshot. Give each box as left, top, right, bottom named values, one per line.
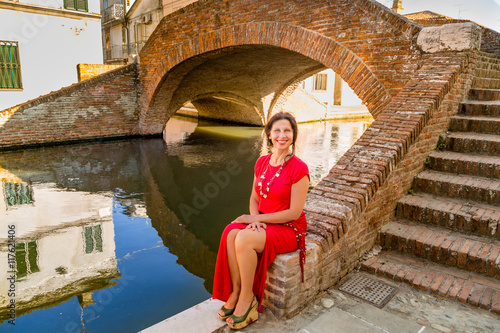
left=0, top=181, right=119, bottom=324
left=0, top=116, right=370, bottom=332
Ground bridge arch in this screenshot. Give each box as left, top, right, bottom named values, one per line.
left=138, top=0, right=421, bottom=133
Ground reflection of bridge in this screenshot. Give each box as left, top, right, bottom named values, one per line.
left=0, top=138, right=249, bottom=297
left=1, top=0, right=500, bottom=318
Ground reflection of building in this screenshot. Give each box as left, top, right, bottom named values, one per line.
left=0, top=0, right=102, bottom=110
left=0, top=182, right=118, bottom=320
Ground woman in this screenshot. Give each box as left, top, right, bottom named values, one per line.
left=212, top=112, right=310, bottom=329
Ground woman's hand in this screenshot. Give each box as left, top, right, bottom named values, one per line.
left=232, top=215, right=267, bottom=231
left=246, top=221, right=267, bottom=231
left=245, top=221, right=267, bottom=231
left=232, top=214, right=257, bottom=224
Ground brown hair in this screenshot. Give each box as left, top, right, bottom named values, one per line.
left=264, top=112, right=298, bottom=154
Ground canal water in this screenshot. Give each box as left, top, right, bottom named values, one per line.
left=0, top=115, right=371, bottom=333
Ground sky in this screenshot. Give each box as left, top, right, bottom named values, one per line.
left=375, top=0, right=500, bottom=32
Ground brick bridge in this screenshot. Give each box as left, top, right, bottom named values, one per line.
left=1, top=0, right=500, bottom=317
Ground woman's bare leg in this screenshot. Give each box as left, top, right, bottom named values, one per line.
left=227, top=228, right=266, bottom=324
left=219, top=229, right=241, bottom=317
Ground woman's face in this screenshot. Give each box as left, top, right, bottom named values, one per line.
left=269, top=119, right=294, bottom=151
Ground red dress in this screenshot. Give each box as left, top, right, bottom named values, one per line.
left=212, top=154, right=309, bottom=312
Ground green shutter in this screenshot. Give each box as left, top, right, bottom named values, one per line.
left=65, top=0, right=87, bottom=11
left=27, top=241, right=40, bottom=273
left=94, top=225, right=103, bottom=252
left=0, top=42, right=22, bottom=89
left=65, top=0, right=76, bottom=10
left=84, top=226, right=94, bottom=253
left=77, top=0, right=87, bottom=11
left=15, top=243, right=28, bottom=279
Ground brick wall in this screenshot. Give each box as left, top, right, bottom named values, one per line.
left=263, top=51, right=478, bottom=317
left=77, top=64, right=125, bottom=82
left=480, top=28, right=500, bottom=56
left=0, top=64, right=140, bottom=150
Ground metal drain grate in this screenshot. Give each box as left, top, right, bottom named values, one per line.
left=338, top=275, right=398, bottom=308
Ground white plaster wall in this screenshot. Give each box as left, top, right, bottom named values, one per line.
left=0, top=8, right=102, bottom=110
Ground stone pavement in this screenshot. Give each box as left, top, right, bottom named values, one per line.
left=141, top=271, right=500, bottom=333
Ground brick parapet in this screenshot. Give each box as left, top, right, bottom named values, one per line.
left=0, top=64, right=140, bottom=150
left=77, top=64, right=125, bottom=82
left=263, top=50, right=479, bottom=317
left=481, top=28, right=500, bottom=56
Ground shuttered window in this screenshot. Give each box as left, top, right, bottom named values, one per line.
left=84, top=225, right=103, bottom=254
left=15, top=241, right=40, bottom=279
left=3, top=182, right=33, bottom=206
left=313, top=73, right=328, bottom=91
left=64, top=0, right=88, bottom=12
left=0, top=41, right=22, bottom=89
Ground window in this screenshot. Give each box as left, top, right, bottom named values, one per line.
left=16, top=241, right=40, bottom=279
left=84, top=225, right=103, bottom=254
left=134, top=23, right=147, bottom=42
left=313, top=73, right=328, bottom=91
left=105, top=34, right=110, bottom=49
left=64, top=0, right=88, bottom=12
left=3, top=182, right=33, bottom=207
left=0, top=41, right=22, bottom=89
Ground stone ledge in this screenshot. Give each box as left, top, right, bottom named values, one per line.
left=417, top=22, right=482, bottom=53
left=139, top=298, right=225, bottom=333
left=0, top=0, right=101, bottom=20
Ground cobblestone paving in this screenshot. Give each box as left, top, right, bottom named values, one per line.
left=217, top=272, right=500, bottom=333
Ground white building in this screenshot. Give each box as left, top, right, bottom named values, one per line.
left=0, top=0, right=103, bottom=110
left=302, top=69, right=363, bottom=107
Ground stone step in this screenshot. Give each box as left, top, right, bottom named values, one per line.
left=468, top=88, right=500, bottom=101
left=450, top=115, right=500, bottom=134
left=360, top=251, right=500, bottom=314
left=378, top=220, right=500, bottom=279
left=413, top=170, right=500, bottom=205
left=478, top=52, right=500, bottom=65
left=473, top=77, right=500, bottom=89
left=460, top=100, right=500, bottom=117
left=444, top=132, right=500, bottom=156
left=396, top=192, right=500, bottom=240
left=475, top=68, right=500, bottom=80
left=427, top=150, right=500, bottom=179
left=476, top=63, right=500, bottom=73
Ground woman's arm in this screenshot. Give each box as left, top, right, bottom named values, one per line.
left=249, top=176, right=261, bottom=216
left=233, top=175, right=309, bottom=224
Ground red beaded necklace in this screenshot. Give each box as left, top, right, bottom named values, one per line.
left=258, top=155, right=292, bottom=198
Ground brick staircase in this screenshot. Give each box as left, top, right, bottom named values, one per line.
left=360, top=51, right=500, bottom=314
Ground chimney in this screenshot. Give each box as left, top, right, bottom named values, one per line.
left=392, top=0, right=403, bottom=14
